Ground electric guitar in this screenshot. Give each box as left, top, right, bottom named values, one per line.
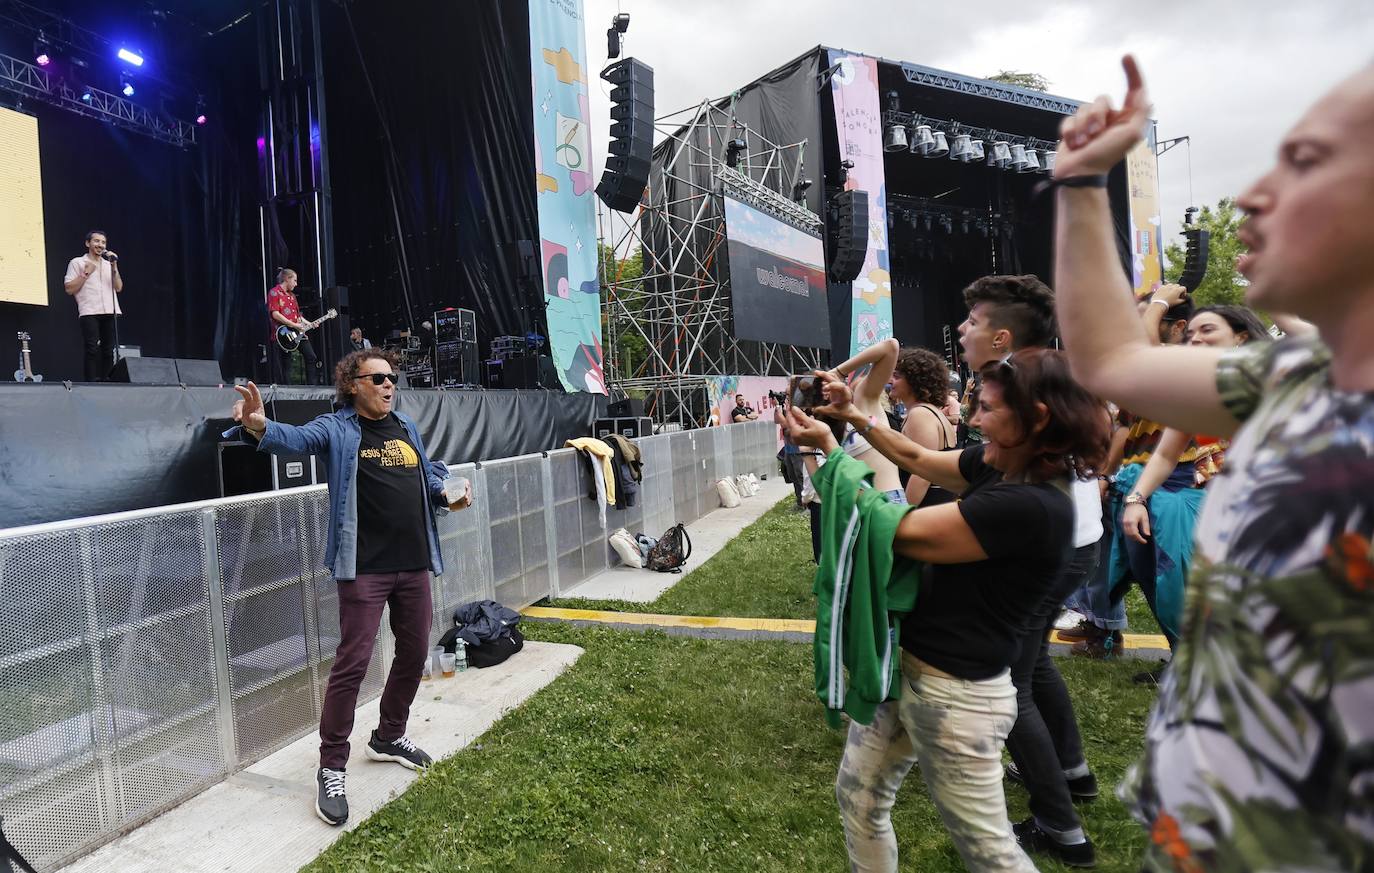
left=275, top=308, right=338, bottom=352
left=13, top=332, right=42, bottom=382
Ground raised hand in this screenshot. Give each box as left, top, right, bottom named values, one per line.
left=232, top=381, right=269, bottom=435
left=810, top=369, right=856, bottom=421
left=1152, top=282, right=1188, bottom=307
left=786, top=406, right=838, bottom=452
left=1053, top=55, right=1151, bottom=179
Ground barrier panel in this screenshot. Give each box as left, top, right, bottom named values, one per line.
left=0, top=420, right=775, bottom=869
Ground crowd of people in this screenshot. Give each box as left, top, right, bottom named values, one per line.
left=786, top=55, right=1374, bottom=872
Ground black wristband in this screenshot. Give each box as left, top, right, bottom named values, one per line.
left=1032, top=174, right=1110, bottom=199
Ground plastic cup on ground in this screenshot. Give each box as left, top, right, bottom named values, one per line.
left=439, top=653, right=456, bottom=677
left=420, top=654, right=432, bottom=681
left=430, top=647, right=444, bottom=677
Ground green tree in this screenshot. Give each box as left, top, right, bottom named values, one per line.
left=987, top=70, right=1050, bottom=92
left=599, top=244, right=649, bottom=380
left=1163, top=197, right=1247, bottom=308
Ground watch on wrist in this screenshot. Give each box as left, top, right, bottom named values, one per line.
left=1124, top=491, right=1147, bottom=506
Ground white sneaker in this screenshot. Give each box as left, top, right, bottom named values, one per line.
left=1053, top=609, right=1086, bottom=630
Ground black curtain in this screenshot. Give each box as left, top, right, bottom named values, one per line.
left=321, top=0, right=539, bottom=354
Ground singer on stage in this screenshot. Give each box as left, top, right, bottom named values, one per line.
left=63, top=230, right=123, bottom=382
left=268, top=267, right=323, bottom=385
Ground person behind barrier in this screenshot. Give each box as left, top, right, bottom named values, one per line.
left=731, top=394, right=758, bottom=422
left=268, top=267, right=323, bottom=385
left=227, top=348, right=472, bottom=827
left=63, top=230, right=123, bottom=381
left=1051, top=55, right=1374, bottom=871
left=792, top=348, right=1109, bottom=873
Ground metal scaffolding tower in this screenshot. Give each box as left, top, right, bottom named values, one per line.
left=600, top=99, right=826, bottom=429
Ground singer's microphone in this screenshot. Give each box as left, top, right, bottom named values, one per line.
left=101, top=252, right=118, bottom=263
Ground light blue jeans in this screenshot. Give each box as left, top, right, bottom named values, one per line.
left=835, top=652, right=1036, bottom=872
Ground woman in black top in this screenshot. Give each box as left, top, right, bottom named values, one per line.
left=792, top=349, right=1110, bottom=873
left=889, top=347, right=959, bottom=507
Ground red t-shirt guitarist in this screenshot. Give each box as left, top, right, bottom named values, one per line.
left=268, top=267, right=322, bottom=385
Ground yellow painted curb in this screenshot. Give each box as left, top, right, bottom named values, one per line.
left=524, top=606, right=1170, bottom=649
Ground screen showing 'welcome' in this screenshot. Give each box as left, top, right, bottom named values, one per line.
left=723, top=194, right=829, bottom=349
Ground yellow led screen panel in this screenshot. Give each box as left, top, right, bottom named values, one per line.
left=0, top=106, right=49, bottom=306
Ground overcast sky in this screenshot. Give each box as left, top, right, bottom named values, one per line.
left=583, top=0, right=1374, bottom=242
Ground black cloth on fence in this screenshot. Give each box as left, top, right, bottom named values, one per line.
left=602, top=435, right=640, bottom=509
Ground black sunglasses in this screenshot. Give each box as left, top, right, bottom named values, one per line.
left=353, top=373, right=399, bottom=386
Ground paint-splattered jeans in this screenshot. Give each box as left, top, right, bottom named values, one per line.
left=835, top=652, right=1036, bottom=873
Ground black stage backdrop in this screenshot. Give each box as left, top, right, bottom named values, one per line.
left=321, top=1, right=540, bottom=354
left=0, top=384, right=605, bottom=529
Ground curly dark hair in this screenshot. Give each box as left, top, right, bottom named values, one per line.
left=334, top=348, right=400, bottom=406
left=977, top=348, right=1109, bottom=482
left=893, top=348, right=951, bottom=406
left=962, top=274, right=1057, bottom=349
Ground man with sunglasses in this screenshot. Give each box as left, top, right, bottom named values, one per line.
left=229, top=348, right=472, bottom=827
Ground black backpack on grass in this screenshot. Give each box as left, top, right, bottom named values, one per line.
left=645, top=523, right=691, bottom=573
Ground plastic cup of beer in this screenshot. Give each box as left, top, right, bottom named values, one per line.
left=443, top=476, right=470, bottom=507
left=420, top=653, right=433, bottom=681
left=430, top=647, right=444, bottom=677
left=439, top=653, right=456, bottom=677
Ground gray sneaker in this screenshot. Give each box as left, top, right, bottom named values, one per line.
left=315, top=767, right=348, bottom=826
left=365, top=731, right=433, bottom=770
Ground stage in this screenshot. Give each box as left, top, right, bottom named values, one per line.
left=0, top=382, right=606, bottom=529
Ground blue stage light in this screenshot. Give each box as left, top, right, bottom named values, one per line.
left=121, top=81, right=135, bottom=97
left=117, top=47, right=144, bottom=66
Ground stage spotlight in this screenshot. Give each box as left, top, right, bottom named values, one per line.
left=1043, top=150, right=1056, bottom=173
left=988, top=141, right=1012, bottom=169
left=1019, top=148, right=1041, bottom=173
left=196, top=114, right=207, bottom=125
left=949, top=134, right=973, bottom=162
left=969, top=139, right=985, bottom=162
left=909, top=124, right=935, bottom=155
left=117, top=47, right=144, bottom=66
left=35, top=52, right=50, bottom=66
left=613, top=13, right=631, bottom=32
left=120, top=75, right=135, bottom=97
left=1010, top=144, right=1031, bottom=171
left=883, top=123, right=907, bottom=152
left=792, top=178, right=812, bottom=202
left=725, top=138, right=746, bottom=168
left=927, top=131, right=949, bottom=158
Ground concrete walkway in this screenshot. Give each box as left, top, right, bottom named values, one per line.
left=58, top=641, right=582, bottom=873
left=560, top=476, right=793, bottom=603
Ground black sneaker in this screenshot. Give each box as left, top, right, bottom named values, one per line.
left=1005, top=761, right=1099, bottom=802
left=315, top=767, right=348, bottom=826
left=365, top=731, right=433, bottom=770
left=1133, top=660, right=1169, bottom=685
left=1012, top=817, right=1097, bottom=868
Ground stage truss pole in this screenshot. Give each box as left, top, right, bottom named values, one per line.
left=600, top=100, right=826, bottom=428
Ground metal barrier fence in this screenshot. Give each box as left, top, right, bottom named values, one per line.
left=0, top=420, right=775, bottom=870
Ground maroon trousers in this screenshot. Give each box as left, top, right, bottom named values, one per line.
left=319, top=570, right=432, bottom=769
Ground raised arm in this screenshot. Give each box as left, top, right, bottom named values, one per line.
left=1053, top=56, right=1239, bottom=438
left=229, top=381, right=331, bottom=455
left=831, top=337, right=899, bottom=405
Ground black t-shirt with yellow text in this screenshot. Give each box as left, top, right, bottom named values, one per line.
left=356, top=413, right=429, bottom=574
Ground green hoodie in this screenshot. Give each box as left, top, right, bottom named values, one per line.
left=811, top=449, right=925, bottom=727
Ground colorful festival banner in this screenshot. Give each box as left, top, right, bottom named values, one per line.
left=528, top=0, right=605, bottom=393
left=827, top=52, right=893, bottom=357
left=1126, top=126, right=1164, bottom=299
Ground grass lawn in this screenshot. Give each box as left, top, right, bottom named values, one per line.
left=552, top=497, right=1166, bottom=639
left=302, top=623, right=1156, bottom=873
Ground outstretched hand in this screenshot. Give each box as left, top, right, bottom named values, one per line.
left=232, top=381, right=269, bottom=436
left=1053, top=55, right=1152, bottom=179
left=786, top=406, right=838, bottom=452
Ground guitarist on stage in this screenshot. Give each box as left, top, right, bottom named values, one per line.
left=268, top=267, right=323, bottom=385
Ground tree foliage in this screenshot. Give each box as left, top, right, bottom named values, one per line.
left=599, top=244, right=649, bottom=381
left=1163, top=198, right=1248, bottom=308
left=987, top=70, right=1050, bottom=92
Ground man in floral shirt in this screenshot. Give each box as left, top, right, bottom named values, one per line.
left=1051, top=57, right=1374, bottom=870
left=268, top=267, right=323, bottom=385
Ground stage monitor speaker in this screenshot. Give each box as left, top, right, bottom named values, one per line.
left=271, top=397, right=334, bottom=426
left=594, top=417, right=652, bottom=439
left=109, top=356, right=179, bottom=384
left=597, top=57, right=654, bottom=213
left=494, top=355, right=561, bottom=389
left=828, top=189, right=870, bottom=283
left=606, top=397, right=645, bottom=418
left=174, top=358, right=224, bottom=386
left=218, top=440, right=320, bottom=497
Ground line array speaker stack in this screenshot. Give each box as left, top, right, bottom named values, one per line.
left=434, top=308, right=480, bottom=386
left=596, top=58, right=654, bottom=213
left=827, top=189, right=869, bottom=283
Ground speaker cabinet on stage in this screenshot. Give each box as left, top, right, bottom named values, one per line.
left=326, top=286, right=351, bottom=362
left=596, top=58, right=654, bottom=213
left=217, top=441, right=320, bottom=497
left=435, top=340, right=481, bottom=387
left=174, top=358, right=225, bottom=386
left=827, top=189, right=869, bottom=283
left=109, top=356, right=179, bottom=383
left=486, top=355, right=560, bottom=389
left=606, top=397, right=645, bottom=418
left=594, top=417, right=652, bottom=439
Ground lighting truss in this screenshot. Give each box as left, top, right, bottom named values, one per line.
left=0, top=52, right=196, bottom=147
left=883, top=109, right=1058, bottom=155
left=899, top=62, right=1081, bottom=116
left=599, top=98, right=826, bottom=428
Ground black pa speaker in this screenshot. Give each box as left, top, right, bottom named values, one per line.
left=1178, top=228, right=1210, bottom=293
left=827, top=189, right=870, bottom=283
left=596, top=58, right=654, bottom=213
left=174, top=358, right=224, bottom=385
left=606, top=397, right=645, bottom=417
left=109, top=356, right=179, bottom=383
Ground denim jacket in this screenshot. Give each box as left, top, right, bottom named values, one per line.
left=223, top=407, right=449, bottom=580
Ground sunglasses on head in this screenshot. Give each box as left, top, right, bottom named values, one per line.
left=353, top=372, right=399, bottom=386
